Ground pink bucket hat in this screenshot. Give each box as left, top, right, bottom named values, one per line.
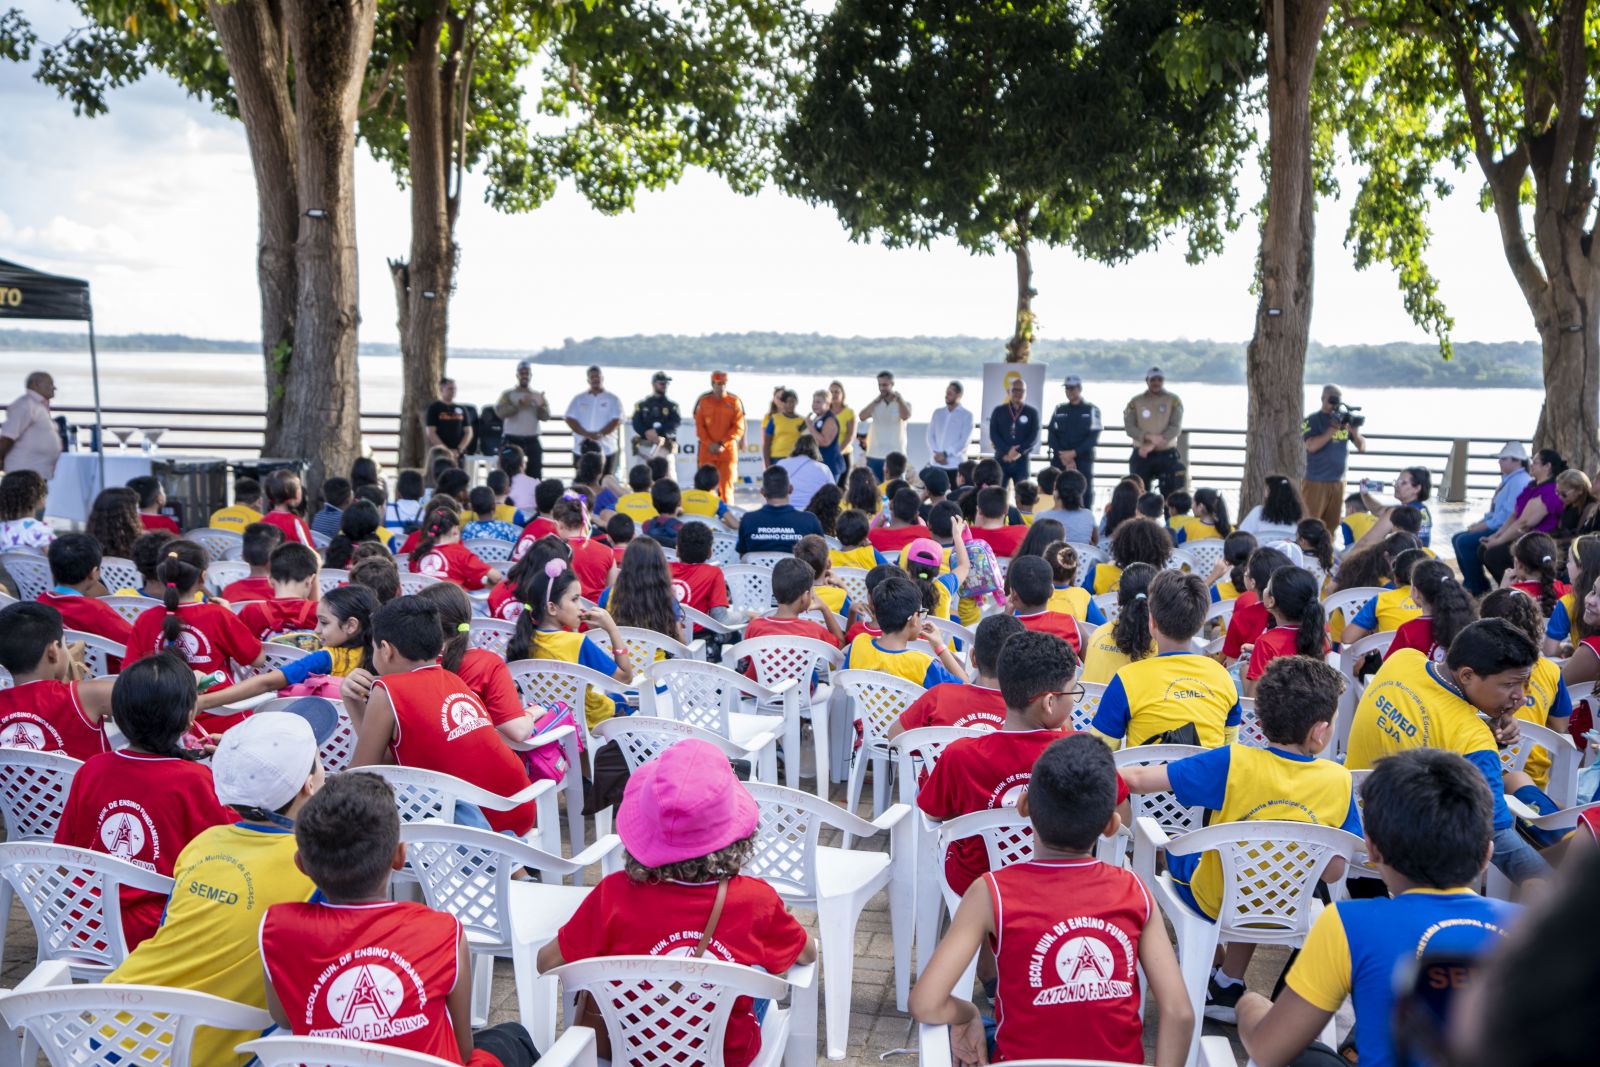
left=905, top=537, right=945, bottom=574
left=617, top=739, right=759, bottom=868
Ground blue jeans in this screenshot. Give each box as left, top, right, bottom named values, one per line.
left=1453, top=527, right=1494, bottom=595
left=1491, top=823, right=1551, bottom=883
left=867, top=456, right=886, bottom=482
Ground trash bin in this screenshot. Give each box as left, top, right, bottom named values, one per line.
left=232, top=458, right=310, bottom=482
left=154, top=456, right=229, bottom=532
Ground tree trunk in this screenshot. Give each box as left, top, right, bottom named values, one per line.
left=206, top=0, right=299, bottom=451
left=280, top=0, right=377, bottom=493
left=1006, top=226, right=1035, bottom=363
left=1240, top=0, right=1329, bottom=512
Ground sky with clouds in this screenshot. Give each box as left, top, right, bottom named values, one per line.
left=0, top=4, right=1541, bottom=352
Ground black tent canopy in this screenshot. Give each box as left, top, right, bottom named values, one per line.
left=0, top=257, right=105, bottom=478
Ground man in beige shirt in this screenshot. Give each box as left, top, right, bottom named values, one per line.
left=495, top=360, right=551, bottom=477
left=1121, top=366, right=1185, bottom=497
left=0, top=371, right=62, bottom=479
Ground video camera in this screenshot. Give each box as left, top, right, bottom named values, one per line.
left=1335, top=401, right=1366, bottom=429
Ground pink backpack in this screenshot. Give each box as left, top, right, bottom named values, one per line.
left=520, top=701, right=584, bottom=783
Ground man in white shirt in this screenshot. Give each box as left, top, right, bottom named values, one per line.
left=925, top=381, right=973, bottom=471
left=0, top=371, right=61, bottom=479
left=858, top=370, right=911, bottom=482
left=563, top=365, right=624, bottom=475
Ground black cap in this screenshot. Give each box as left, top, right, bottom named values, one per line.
left=652, top=371, right=671, bottom=383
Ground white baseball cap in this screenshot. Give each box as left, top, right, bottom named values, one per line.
left=1497, top=442, right=1528, bottom=461
left=212, top=712, right=318, bottom=812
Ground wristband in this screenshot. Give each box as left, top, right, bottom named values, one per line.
left=279, top=649, right=333, bottom=686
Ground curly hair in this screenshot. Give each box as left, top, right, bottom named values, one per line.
left=87, top=487, right=143, bottom=559
left=624, top=831, right=756, bottom=884
left=806, top=482, right=843, bottom=536
left=0, top=470, right=47, bottom=522
left=1109, top=516, right=1172, bottom=570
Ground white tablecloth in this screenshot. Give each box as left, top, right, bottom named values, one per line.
left=46, top=453, right=154, bottom=524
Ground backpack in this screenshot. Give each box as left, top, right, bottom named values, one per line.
left=520, top=700, right=584, bottom=784
left=957, top=536, right=1005, bottom=609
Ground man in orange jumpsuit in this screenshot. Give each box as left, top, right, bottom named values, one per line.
left=694, top=370, right=745, bottom=503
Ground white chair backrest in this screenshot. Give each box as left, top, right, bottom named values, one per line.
left=469, top=617, right=519, bottom=657
left=739, top=551, right=790, bottom=569
left=507, top=659, right=629, bottom=745
left=361, top=765, right=469, bottom=824
left=924, top=616, right=975, bottom=652
left=645, top=659, right=774, bottom=737
left=1337, top=630, right=1397, bottom=678
left=99, top=594, right=162, bottom=623
left=1236, top=696, right=1268, bottom=749
left=1113, top=744, right=1208, bottom=836
left=465, top=538, right=515, bottom=563
left=546, top=956, right=789, bottom=1067
left=317, top=568, right=349, bottom=596
left=741, top=781, right=842, bottom=898
left=1181, top=538, right=1227, bottom=577
left=707, top=532, right=740, bottom=567
left=835, top=669, right=926, bottom=751
left=833, top=566, right=871, bottom=606
left=240, top=1035, right=466, bottom=1067
left=1, top=552, right=49, bottom=601
left=187, top=527, right=243, bottom=563
left=1074, top=680, right=1105, bottom=733
left=398, top=822, right=575, bottom=955
left=0, top=982, right=273, bottom=1067
left=98, top=557, right=143, bottom=596
left=1500, top=719, right=1581, bottom=806
left=205, top=560, right=252, bottom=595
left=1191, top=821, right=1360, bottom=940
left=398, top=571, right=441, bottom=595
left=889, top=727, right=988, bottom=805
left=1323, top=586, right=1386, bottom=631
left=255, top=696, right=355, bottom=772
left=1346, top=768, right=1379, bottom=878
left=680, top=604, right=740, bottom=637
left=311, top=530, right=332, bottom=550
left=1205, top=597, right=1236, bottom=632
left=728, top=635, right=842, bottom=694
left=592, top=716, right=753, bottom=771
left=722, top=564, right=776, bottom=613
left=0, top=842, right=175, bottom=974
left=1068, top=541, right=1108, bottom=566
left=936, top=807, right=1035, bottom=879
left=1092, top=590, right=1120, bottom=622
left=1169, top=546, right=1200, bottom=573
left=62, top=630, right=124, bottom=680
left=615, top=625, right=698, bottom=666
left=232, top=642, right=311, bottom=682
left=0, top=749, right=80, bottom=841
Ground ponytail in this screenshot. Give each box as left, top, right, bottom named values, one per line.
left=416, top=582, right=473, bottom=674
left=1514, top=532, right=1562, bottom=616
left=511, top=559, right=578, bottom=656
left=410, top=504, right=459, bottom=565
left=1222, top=531, right=1256, bottom=594
left=1266, top=567, right=1323, bottom=657
left=1113, top=562, right=1156, bottom=660
left=1044, top=541, right=1079, bottom=585
left=1195, top=488, right=1232, bottom=537
left=1295, top=518, right=1335, bottom=571
left=155, top=540, right=208, bottom=653
left=1412, top=560, right=1477, bottom=651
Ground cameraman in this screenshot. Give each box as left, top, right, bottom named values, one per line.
left=1301, top=383, right=1366, bottom=532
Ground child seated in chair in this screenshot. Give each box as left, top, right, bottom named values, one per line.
left=831, top=507, right=890, bottom=571
left=39, top=533, right=134, bottom=647
left=1118, top=656, right=1358, bottom=1023
left=221, top=522, right=284, bottom=602
left=1009, top=555, right=1084, bottom=653
left=670, top=520, right=733, bottom=621
left=260, top=772, right=539, bottom=1067
left=842, top=576, right=967, bottom=686
left=1092, top=569, right=1240, bottom=749
left=640, top=479, right=685, bottom=549
left=744, top=556, right=845, bottom=649
left=537, top=740, right=816, bottom=1067
left=793, top=533, right=852, bottom=621
left=0, top=601, right=116, bottom=759
left=888, top=614, right=1023, bottom=738
left=841, top=563, right=907, bottom=646
left=238, top=542, right=321, bottom=640
left=911, top=733, right=1191, bottom=1066
left=1237, top=749, right=1517, bottom=1067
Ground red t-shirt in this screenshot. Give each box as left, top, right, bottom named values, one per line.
left=987, top=858, right=1152, bottom=1063
left=670, top=562, right=729, bottom=614
left=262, top=510, right=314, bottom=546
left=1014, top=610, right=1082, bottom=654
left=1513, top=579, right=1571, bottom=603
left=487, top=580, right=522, bottom=623
left=0, top=679, right=109, bottom=761
left=412, top=542, right=492, bottom=590
left=239, top=597, right=319, bottom=640
left=140, top=513, right=181, bottom=535
left=37, top=591, right=134, bottom=649
left=918, top=729, right=1128, bottom=896
left=220, top=575, right=275, bottom=603
left=53, top=749, right=236, bottom=949
left=557, top=873, right=810, bottom=1067
left=1386, top=615, right=1445, bottom=665
left=129, top=602, right=264, bottom=684
left=567, top=537, right=614, bottom=601
left=970, top=525, right=1028, bottom=559
left=512, top=517, right=560, bottom=562
left=744, top=614, right=839, bottom=648
left=260, top=900, right=500, bottom=1067
left=374, top=664, right=533, bottom=835
left=452, top=648, right=526, bottom=726
left=898, top=682, right=1007, bottom=733
left=843, top=620, right=883, bottom=646
left=1221, top=592, right=1268, bottom=660
left=1246, top=625, right=1332, bottom=680
left=868, top=524, right=933, bottom=555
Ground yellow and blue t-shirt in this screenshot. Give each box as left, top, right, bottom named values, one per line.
left=530, top=628, right=622, bottom=727
left=843, top=635, right=963, bottom=689
left=681, top=488, right=731, bottom=519
left=831, top=544, right=889, bottom=571
left=1347, top=583, right=1422, bottom=634
left=816, top=583, right=851, bottom=619
left=1544, top=591, right=1579, bottom=644
left=1092, top=651, right=1241, bottom=748
left=1340, top=511, right=1378, bottom=547
left=1082, top=561, right=1123, bottom=595
left=613, top=491, right=657, bottom=522
left=1048, top=584, right=1106, bottom=624
left=764, top=412, right=806, bottom=460
left=1170, top=516, right=1220, bottom=544
left=1347, top=649, right=1513, bottom=829
left=1163, top=745, right=1360, bottom=919
left=1210, top=579, right=1240, bottom=604
left=1515, top=656, right=1573, bottom=790
left=1079, top=622, right=1157, bottom=685
left=1285, top=889, right=1517, bottom=1067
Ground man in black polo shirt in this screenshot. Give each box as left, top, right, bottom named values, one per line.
left=425, top=377, right=474, bottom=460
left=736, top=466, right=824, bottom=555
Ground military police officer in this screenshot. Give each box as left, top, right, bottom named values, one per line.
left=631, top=371, right=682, bottom=468
left=1047, top=374, right=1103, bottom=506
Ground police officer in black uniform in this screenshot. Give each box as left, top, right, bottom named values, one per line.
left=1046, top=374, right=1103, bottom=507
left=631, top=371, right=682, bottom=468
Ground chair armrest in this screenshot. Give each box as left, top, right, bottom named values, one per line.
left=784, top=959, right=817, bottom=991
left=457, top=777, right=557, bottom=811
left=742, top=728, right=780, bottom=754
left=686, top=638, right=707, bottom=659
left=13, top=958, right=72, bottom=993
left=507, top=723, right=576, bottom=752
left=1134, top=816, right=1174, bottom=852
left=871, top=802, right=912, bottom=832
left=1505, top=793, right=1542, bottom=821
left=918, top=1023, right=954, bottom=1067
left=570, top=833, right=624, bottom=870
left=1199, top=1035, right=1238, bottom=1067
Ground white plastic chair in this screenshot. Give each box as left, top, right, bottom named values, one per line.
left=231, top=641, right=311, bottom=682
left=311, top=530, right=332, bottom=550
left=242, top=1027, right=602, bottom=1067
left=362, top=763, right=561, bottom=858
left=645, top=656, right=803, bottom=772
left=1136, top=818, right=1360, bottom=1067
left=1323, top=585, right=1385, bottom=642
left=62, top=630, right=124, bottom=680
left=398, top=570, right=442, bottom=595
left=1114, top=744, right=1208, bottom=882
left=0, top=553, right=48, bottom=602
left=681, top=603, right=745, bottom=639
left=97, top=557, right=142, bottom=595
left=1180, top=538, right=1227, bottom=578
left=1170, top=545, right=1200, bottom=573
left=740, top=551, right=791, bottom=569
left=1092, top=590, right=1120, bottom=621
left=1501, top=718, right=1581, bottom=808
left=546, top=955, right=816, bottom=1067
left=0, top=978, right=272, bottom=1067
left=919, top=1020, right=1138, bottom=1067
left=316, top=567, right=349, bottom=596
left=836, top=668, right=925, bottom=834
left=0, top=842, right=175, bottom=979
left=187, top=527, right=242, bottom=563
left=1332, top=629, right=1397, bottom=757
left=728, top=635, right=843, bottom=794
left=832, top=565, right=870, bottom=606
left=399, top=820, right=620, bottom=1050
left=1236, top=696, right=1268, bottom=748
left=1067, top=541, right=1108, bottom=566
left=745, top=782, right=911, bottom=1057
left=205, top=560, right=252, bottom=596
left=708, top=530, right=740, bottom=566
left=465, top=537, right=515, bottom=563
left=252, top=695, right=356, bottom=772
left=724, top=563, right=777, bottom=614
left=97, top=594, right=161, bottom=623
left=615, top=625, right=706, bottom=665
left=1074, top=680, right=1104, bottom=732
left=468, top=616, right=518, bottom=656
left=592, top=715, right=780, bottom=793
left=924, top=616, right=975, bottom=655
left=0, top=959, right=69, bottom=1067
left=0, top=750, right=81, bottom=976
left=1200, top=597, right=1236, bottom=655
